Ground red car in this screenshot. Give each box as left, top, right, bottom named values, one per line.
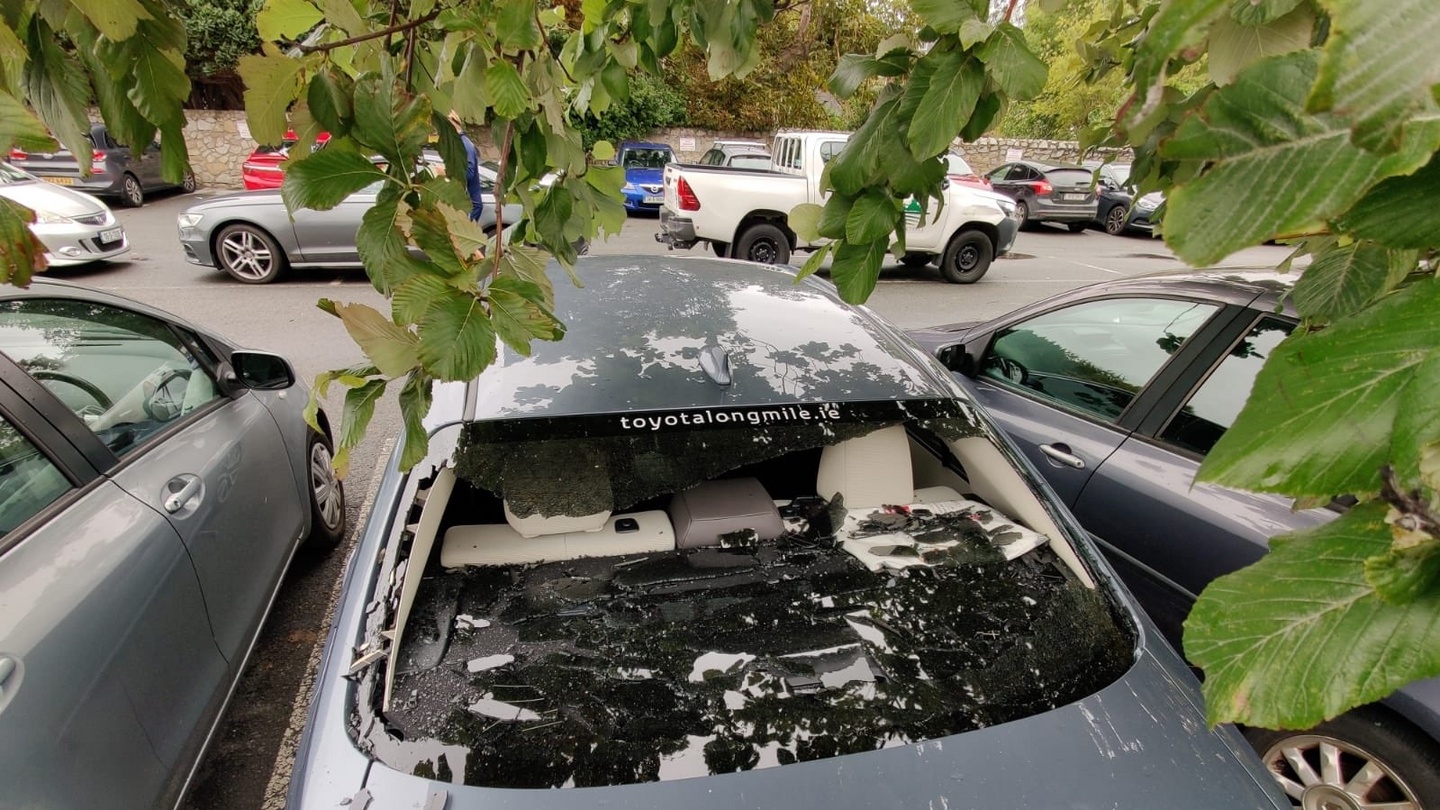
left=945, top=153, right=991, bottom=190
left=241, top=131, right=330, bottom=190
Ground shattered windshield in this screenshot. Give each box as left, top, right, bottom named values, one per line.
left=363, top=400, right=1134, bottom=788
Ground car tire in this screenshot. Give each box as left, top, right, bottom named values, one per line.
left=900, top=252, right=933, bottom=268
left=1243, top=707, right=1440, bottom=810
left=215, top=223, right=288, bottom=284
left=1014, top=199, right=1031, bottom=230
left=734, top=223, right=791, bottom=265
left=181, top=170, right=197, bottom=193
left=304, top=429, right=346, bottom=549
left=1103, top=204, right=1128, bottom=235
left=1067, top=222, right=1088, bottom=233
left=120, top=173, right=144, bottom=207
left=939, top=230, right=993, bottom=284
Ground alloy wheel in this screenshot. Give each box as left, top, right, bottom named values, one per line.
left=309, top=440, right=344, bottom=532
left=219, top=230, right=276, bottom=281
left=1258, top=733, right=1420, bottom=810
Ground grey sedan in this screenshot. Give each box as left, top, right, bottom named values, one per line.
left=7, top=122, right=195, bottom=207
left=176, top=182, right=521, bottom=283
left=910, top=269, right=1440, bottom=809
left=0, top=161, right=128, bottom=266
left=0, top=279, right=344, bottom=810
left=286, top=256, right=1289, bottom=809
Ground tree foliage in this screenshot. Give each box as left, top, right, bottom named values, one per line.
left=182, top=0, right=263, bottom=108
left=2, top=0, right=1439, bottom=741
left=571, top=71, right=685, bottom=149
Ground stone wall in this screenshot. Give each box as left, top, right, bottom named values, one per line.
left=171, top=108, right=1122, bottom=188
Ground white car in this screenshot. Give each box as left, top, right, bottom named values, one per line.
left=0, top=162, right=128, bottom=266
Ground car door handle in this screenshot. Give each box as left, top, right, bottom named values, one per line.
left=164, top=476, right=203, bottom=513
left=1040, top=443, right=1086, bottom=470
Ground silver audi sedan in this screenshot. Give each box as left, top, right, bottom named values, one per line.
left=177, top=178, right=522, bottom=284
left=0, top=161, right=128, bottom=266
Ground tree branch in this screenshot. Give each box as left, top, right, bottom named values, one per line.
left=493, top=118, right=516, bottom=276
left=297, top=9, right=441, bottom=54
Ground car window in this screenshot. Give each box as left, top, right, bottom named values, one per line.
left=699, top=149, right=720, bottom=165
left=945, top=154, right=976, bottom=175
left=0, top=299, right=224, bottom=458
left=1158, top=315, right=1294, bottom=455
left=728, top=154, right=771, bottom=169
left=982, top=297, right=1220, bottom=422
left=1046, top=168, right=1092, bottom=186
left=621, top=148, right=673, bottom=169
left=0, top=414, right=72, bottom=537
left=818, top=140, right=845, bottom=164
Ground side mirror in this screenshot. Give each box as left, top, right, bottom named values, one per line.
left=229, top=350, right=296, bottom=390
left=937, top=342, right=979, bottom=377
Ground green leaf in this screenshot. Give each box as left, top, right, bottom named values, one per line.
left=418, top=288, right=498, bottom=381
left=128, top=40, right=189, bottom=130
left=316, top=0, right=367, bottom=37
left=24, top=17, right=94, bottom=176
left=0, top=198, right=46, bottom=286
left=1132, top=0, right=1228, bottom=92
left=407, top=205, right=465, bottom=276
left=357, top=196, right=429, bottom=294
left=336, top=378, right=387, bottom=477
left=1161, top=51, right=1440, bottom=266
left=1309, top=0, right=1440, bottom=152
left=352, top=76, right=431, bottom=168
left=1393, top=351, right=1440, bottom=487
left=959, top=92, right=1002, bottom=142
left=1291, top=244, right=1414, bottom=322
left=487, top=275, right=564, bottom=354
left=794, top=242, right=832, bottom=282
left=1208, top=3, right=1315, bottom=86
left=958, top=18, right=991, bottom=49
left=828, top=54, right=905, bottom=100
left=393, top=273, right=451, bottom=324
left=396, top=371, right=434, bottom=472
left=282, top=143, right=386, bottom=211
left=495, top=243, right=554, bottom=303
left=238, top=53, right=304, bottom=147
left=845, top=190, right=900, bottom=243
left=452, top=50, right=491, bottom=122
left=308, top=69, right=354, bottom=137
left=816, top=194, right=854, bottom=240
left=591, top=140, right=616, bottom=162
left=257, top=0, right=324, bottom=41
left=1199, top=278, right=1440, bottom=498
left=906, top=51, right=982, bottom=159
left=430, top=113, right=470, bottom=188
left=70, top=0, right=151, bottom=39
left=1229, top=0, right=1302, bottom=26
left=1186, top=501, right=1440, bottom=730
left=487, top=61, right=532, bottom=119
left=498, top=0, right=542, bottom=51
left=0, top=91, right=56, bottom=152
left=977, top=24, right=1048, bottom=100
left=327, top=301, right=421, bottom=377
left=1338, top=153, right=1440, bottom=249
left=789, top=202, right=823, bottom=243
left=1365, top=503, right=1440, bottom=603
left=828, top=238, right=888, bottom=304
left=909, top=0, right=980, bottom=35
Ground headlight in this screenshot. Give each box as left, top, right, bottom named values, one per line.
left=32, top=209, right=71, bottom=224
left=1136, top=199, right=1157, bottom=211
left=623, top=182, right=636, bottom=191
left=996, top=199, right=1017, bottom=217
left=177, top=213, right=205, bottom=228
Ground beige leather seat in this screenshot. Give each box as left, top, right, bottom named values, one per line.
left=816, top=424, right=915, bottom=508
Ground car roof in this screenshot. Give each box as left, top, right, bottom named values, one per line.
left=1016, top=159, right=1089, bottom=172
left=458, top=256, right=959, bottom=423
left=620, top=141, right=672, bottom=150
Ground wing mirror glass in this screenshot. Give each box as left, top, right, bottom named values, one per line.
left=230, top=350, right=296, bottom=390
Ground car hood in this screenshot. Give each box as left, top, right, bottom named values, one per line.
left=294, top=639, right=1286, bottom=809
left=0, top=181, right=107, bottom=218
left=184, top=189, right=288, bottom=211
left=625, top=167, right=664, bottom=186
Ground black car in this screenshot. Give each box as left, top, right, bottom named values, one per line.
left=1084, top=162, right=1162, bottom=236
left=910, top=268, right=1440, bottom=810
left=983, top=159, right=1098, bottom=231
left=8, top=123, right=195, bottom=207
left=284, top=256, right=1290, bottom=810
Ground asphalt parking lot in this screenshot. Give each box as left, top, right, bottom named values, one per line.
left=46, top=189, right=1293, bottom=810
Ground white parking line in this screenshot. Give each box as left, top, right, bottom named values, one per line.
left=260, top=438, right=394, bottom=810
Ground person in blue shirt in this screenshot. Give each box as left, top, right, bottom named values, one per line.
left=448, top=110, right=485, bottom=222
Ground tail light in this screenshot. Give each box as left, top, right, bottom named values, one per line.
left=8, top=148, right=25, bottom=160
left=677, top=176, right=700, bottom=211
left=91, top=150, right=107, bottom=173
left=1032, top=179, right=1053, bottom=196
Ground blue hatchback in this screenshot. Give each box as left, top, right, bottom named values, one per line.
left=618, top=141, right=675, bottom=213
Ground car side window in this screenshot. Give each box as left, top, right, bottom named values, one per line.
left=0, top=414, right=72, bottom=537
left=982, top=297, right=1220, bottom=422
left=818, top=141, right=845, bottom=164
left=1158, top=315, right=1294, bottom=455
left=0, top=299, right=224, bottom=458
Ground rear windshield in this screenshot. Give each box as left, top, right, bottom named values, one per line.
left=361, top=400, right=1134, bottom=788
left=622, top=147, right=674, bottom=169
left=1045, top=169, right=1093, bottom=186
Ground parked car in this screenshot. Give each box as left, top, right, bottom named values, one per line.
left=1083, top=162, right=1162, bottom=236
left=722, top=150, right=773, bottom=170
left=660, top=131, right=1018, bottom=283
left=698, top=139, right=770, bottom=166
left=984, top=159, right=1098, bottom=231
left=618, top=141, right=676, bottom=212
left=285, top=254, right=1290, bottom=810
left=176, top=179, right=522, bottom=283
left=0, top=161, right=128, bottom=266
left=7, top=123, right=195, bottom=207
left=241, top=131, right=333, bottom=190
left=944, top=153, right=991, bottom=190
left=908, top=268, right=1440, bottom=810
left=0, top=278, right=344, bottom=810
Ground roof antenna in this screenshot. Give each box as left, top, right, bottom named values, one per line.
left=699, top=345, right=732, bottom=386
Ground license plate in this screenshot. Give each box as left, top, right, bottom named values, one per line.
left=644, top=195, right=663, bottom=204
left=1061, top=192, right=1086, bottom=201
left=43, top=176, right=75, bottom=186
left=99, top=227, right=122, bottom=243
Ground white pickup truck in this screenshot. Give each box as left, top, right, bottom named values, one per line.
left=657, top=131, right=1020, bottom=283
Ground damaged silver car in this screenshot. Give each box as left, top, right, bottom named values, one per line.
left=287, top=256, right=1289, bottom=808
